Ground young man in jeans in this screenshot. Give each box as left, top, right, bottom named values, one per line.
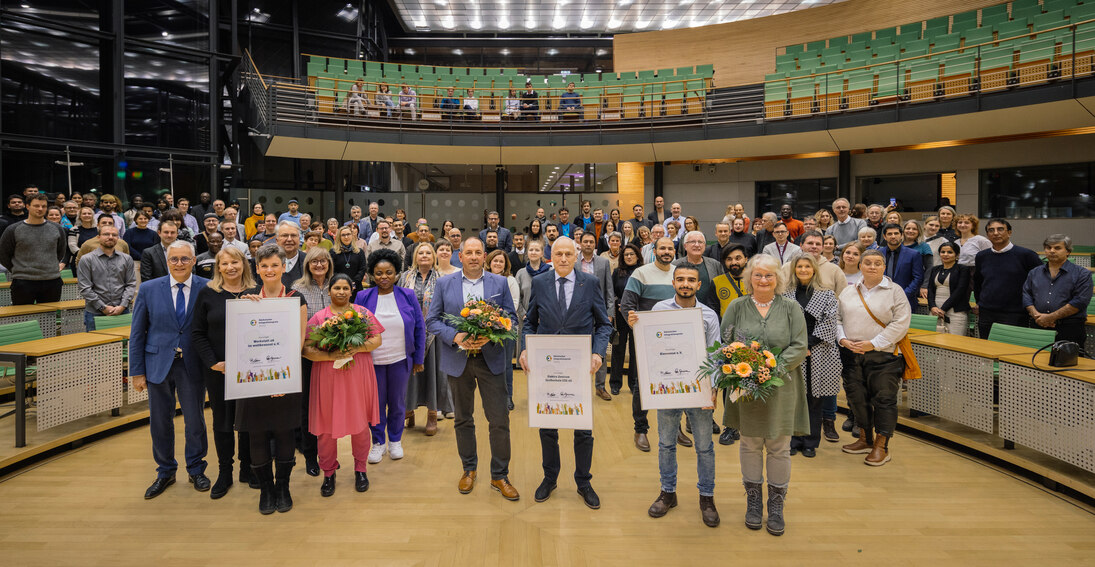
left=0, top=193, right=68, bottom=304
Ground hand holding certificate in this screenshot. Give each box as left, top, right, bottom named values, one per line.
left=632, top=308, right=712, bottom=410
left=525, top=335, right=594, bottom=430
left=224, top=298, right=303, bottom=400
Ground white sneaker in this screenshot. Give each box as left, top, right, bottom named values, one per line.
left=368, top=443, right=386, bottom=464
left=388, top=440, right=404, bottom=460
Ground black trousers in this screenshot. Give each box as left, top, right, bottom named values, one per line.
left=1034, top=317, right=1088, bottom=357
left=977, top=309, right=1027, bottom=341
left=250, top=429, right=295, bottom=465
left=840, top=348, right=904, bottom=438
left=11, top=278, right=62, bottom=305
left=609, top=317, right=637, bottom=392
left=791, top=357, right=823, bottom=450
left=449, top=355, right=511, bottom=480
left=539, top=429, right=594, bottom=488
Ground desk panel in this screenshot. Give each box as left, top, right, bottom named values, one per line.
left=999, top=361, right=1095, bottom=474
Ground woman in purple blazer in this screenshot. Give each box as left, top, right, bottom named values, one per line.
left=354, top=249, right=426, bottom=464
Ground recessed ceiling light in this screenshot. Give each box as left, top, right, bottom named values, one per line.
left=500, top=49, right=510, bottom=55
left=546, top=48, right=559, bottom=56
left=161, top=31, right=169, bottom=37
left=453, top=49, right=463, bottom=55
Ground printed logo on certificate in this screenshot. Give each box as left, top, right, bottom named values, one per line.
left=525, top=334, right=594, bottom=430
left=633, top=308, right=712, bottom=410
left=224, top=298, right=303, bottom=400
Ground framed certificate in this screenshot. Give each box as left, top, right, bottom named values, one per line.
left=224, top=298, right=303, bottom=400
left=525, top=334, right=594, bottom=430
left=633, top=307, right=712, bottom=410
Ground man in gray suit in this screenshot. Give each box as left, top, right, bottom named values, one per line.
left=578, top=232, right=616, bottom=400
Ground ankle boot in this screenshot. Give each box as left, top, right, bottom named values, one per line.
left=405, top=410, right=416, bottom=429
left=865, top=433, right=891, bottom=466
left=743, top=481, right=763, bottom=530
left=425, top=411, right=439, bottom=436
left=252, top=462, right=276, bottom=515
left=210, top=466, right=233, bottom=500
left=766, top=485, right=787, bottom=536
left=274, top=459, right=296, bottom=513
left=841, top=427, right=874, bottom=454
left=238, top=465, right=259, bottom=489
left=699, top=495, right=720, bottom=527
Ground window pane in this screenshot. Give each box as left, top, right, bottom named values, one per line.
left=755, top=178, right=838, bottom=217
left=124, top=49, right=210, bottom=149
left=980, top=163, right=1093, bottom=219
left=856, top=173, right=942, bottom=211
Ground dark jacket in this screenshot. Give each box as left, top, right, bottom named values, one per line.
left=925, top=264, right=972, bottom=313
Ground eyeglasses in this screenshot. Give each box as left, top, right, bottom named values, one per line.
left=309, top=260, right=329, bottom=265
left=167, top=257, right=193, bottom=265
left=752, top=273, right=777, bottom=281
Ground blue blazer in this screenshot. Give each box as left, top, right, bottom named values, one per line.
left=425, top=271, right=516, bottom=377
left=130, top=275, right=209, bottom=384
left=522, top=270, right=613, bottom=358
left=354, top=286, right=426, bottom=373
left=883, top=245, right=925, bottom=306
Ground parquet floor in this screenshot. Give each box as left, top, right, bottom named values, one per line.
left=1, top=371, right=1093, bottom=566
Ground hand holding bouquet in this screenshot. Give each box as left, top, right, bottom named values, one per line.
left=308, top=308, right=377, bottom=369
left=442, top=299, right=518, bottom=356
left=698, top=338, right=787, bottom=402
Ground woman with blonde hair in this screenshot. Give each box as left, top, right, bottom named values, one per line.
left=814, top=208, right=834, bottom=233
left=955, top=214, right=991, bottom=266
left=720, top=254, right=809, bottom=536
left=331, top=225, right=367, bottom=293
left=192, top=246, right=257, bottom=498
left=399, top=242, right=453, bottom=433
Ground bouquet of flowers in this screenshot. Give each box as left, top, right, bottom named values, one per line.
left=698, top=338, right=788, bottom=402
left=441, top=299, right=518, bottom=356
left=308, top=308, right=376, bottom=369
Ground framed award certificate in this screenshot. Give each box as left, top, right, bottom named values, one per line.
left=633, top=307, right=712, bottom=410
left=224, top=298, right=303, bottom=400
left=525, top=334, right=594, bottom=430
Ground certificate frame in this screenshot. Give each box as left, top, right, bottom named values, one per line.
left=525, top=334, right=594, bottom=430
left=224, top=298, right=303, bottom=400
left=633, top=307, right=712, bottom=410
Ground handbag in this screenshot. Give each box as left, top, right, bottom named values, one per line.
left=856, top=288, right=922, bottom=380
left=1038, top=340, right=1079, bottom=368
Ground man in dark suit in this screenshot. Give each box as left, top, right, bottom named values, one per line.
left=880, top=223, right=924, bottom=307
left=625, top=203, right=654, bottom=234
left=139, top=220, right=177, bottom=282
left=425, top=237, right=521, bottom=501
left=520, top=236, right=612, bottom=510
left=130, top=240, right=210, bottom=499
left=646, top=196, right=667, bottom=226
left=478, top=211, right=514, bottom=252
left=276, top=221, right=305, bottom=287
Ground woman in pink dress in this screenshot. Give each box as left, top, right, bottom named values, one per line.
left=303, top=273, right=383, bottom=497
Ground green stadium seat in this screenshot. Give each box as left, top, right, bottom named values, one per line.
left=637, top=70, right=656, bottom=80
left=806, top=40, right=826, bottom=52
left=784, top=45, right=804, bottom=55
left=902, top=39, right=931, bottom=58
left=925, top=16, right=951, bottom=37
left=941, top=53, right=977, bottom=96
left=900, top=22, right=923, bottom=40
left=846, top=41, right=869, bottom=54
left=909, top=314, right=938, bottom=331
left=1032, top=11, right=1066, bottom=32
left=844, top=68, right=876, bottom=110
left=657, top=68, right=675, bottom=77
left=987, top=323, right=1057, bottom=349
left=875, top=27, right=898, bottom=42
left=766, top=72, right=788, bottom=81
left=0, top=320, right=42, bottom=378
left=93, top=313, right=132, bottom=330
left=873, top=44, right=899, bottom=60
left=821, top=46, right=845, bottom=59
left=764, top=79, right=789, bottom=118
left=981, top=4, right=1009, bottom=21
left=952, top=11, right=978, bottom=34
left=908, top=61, right=942, bottom=101
left=1066, top=2, right=1095, bottom=21
left=788, top=77, right=816, bottom=115
left=851, top=31, right=873, bottom=45
left=996, top=20, right=1033, bottom=43
left=788, top=68, right=814, bottom=78
left=1017, top=37, right=1059, bottom=83
left=1088, top=296, right=1095, bottom=316
left=695, top=63, right=714, bottom=77
left=1011, top=5, right=1044, bottom=22
left=981, top=11, right=1010, bottom=28
left=776, top=61, right=798, bottom=73
left=0, top=273, right=7, bottom=282
left=963, top=28, right=994, bottom=50
left=874, top=67, right=901, bottom=100
left=933, top=33, right=963, bottom=55
left=60, top=268, right=73, bottom=279
left=1044, top=0, right=1079, bottom=12
left=829, top=36, right=850, bottom=47
left=979, top=45, right=1017, bottom=91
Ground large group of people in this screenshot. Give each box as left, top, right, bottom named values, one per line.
left=340, top=79, right=587, bottom=122
left=1, top=184, right=1089, bottom=533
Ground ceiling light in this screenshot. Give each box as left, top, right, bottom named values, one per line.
left=161, top=31, right=169, bottom=37
left=595, top=49, right=608, bottom=56
left=470, top=20, right=482, bottom=29
left=525, top=20, right=536, bottom=29
left=453, top=49, right=463, bottom=55
left=405, top=48, right=416, bottom=55
left=337, top=4, right=360, bottom=22
left=500, top=49, right=510, bottom=56
left=607, top=18, right=622, bottom=29
left=442, top=16, right=455, bottom=28
left=21, top=4, right=30, bottom=8
left=552, top=18, right=564, bottom=29
left=546, top=48, right=559, bottom=56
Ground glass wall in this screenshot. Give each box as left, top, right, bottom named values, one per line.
left=857, top=173, right=946, bottom=212
left=980, top=162, right=1094, bottom=219
left=755, top=178, right=838, bottom=217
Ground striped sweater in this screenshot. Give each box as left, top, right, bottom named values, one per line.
left=619, top=263, right=675, bottom=314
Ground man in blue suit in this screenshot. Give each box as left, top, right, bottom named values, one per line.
left=880, top=223, right=924, bottom=307
left=130, top=240, right=210, bottom=499
left=425, top=237, right=521, bottom=501
left=519, top=237, right=612, bottom=509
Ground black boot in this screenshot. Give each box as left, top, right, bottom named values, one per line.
left=766, top=485, right=787, bottom=536
left=743, top=481, right=763, bottom=530
left=274, top=459, right=296, bottom=513
left=252, top=462, right=276, bottom=515
left=239, top=466, right=259, bottom=489
left=210, top=466, right=233, bottom=500
left=238, top=432, right=259, bottom=489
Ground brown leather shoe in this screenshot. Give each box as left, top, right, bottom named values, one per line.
left=648, top=490, right=677, bottom=518
left=458, top=471, right=476, bottom=494
left=425, top=411, right=438, bottom=436
left=596, top=388, right=612, bottom=401
left=405, top=410, right=415, bottom=429
left=841, top=427, right=873, bottom=454
left=865, top=433, right=891, bottom=466
left=490, top=478, right=520, bottom=501
left=634, top=433, right=651, bottom=452
left=676, top=426, right=693, bottom=448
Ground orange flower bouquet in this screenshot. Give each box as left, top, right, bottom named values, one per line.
left=698, top=338, right=787, bottom=402
left=307, top=308, right=376, bottom=369
left=442, top=299, right=518, bottom=356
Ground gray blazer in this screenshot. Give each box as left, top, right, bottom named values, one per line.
left=580, top=254, right=615, bottom=320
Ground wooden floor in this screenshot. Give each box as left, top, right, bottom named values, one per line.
left=1, top=371, right=1093, bottom=566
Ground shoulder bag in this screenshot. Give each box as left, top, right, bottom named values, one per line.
left=856, top=287, right=922, bottom=380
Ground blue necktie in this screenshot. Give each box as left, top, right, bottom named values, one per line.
left=175, top=282, right=186, bottom=326
left=557, top=277, right=568, bottom=313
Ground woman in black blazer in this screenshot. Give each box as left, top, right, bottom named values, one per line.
left=330, top=226, right=368, bottom=293
left=925, top=242, right=971, bottom=336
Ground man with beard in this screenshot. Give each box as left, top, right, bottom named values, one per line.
left=543, top=224, right=559, bottom=260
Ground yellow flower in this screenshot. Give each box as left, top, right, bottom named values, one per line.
left=751, top=341, right=761, bottom=350
left=721, top=364, right=733, bottom=374
left=766, top=357, right=777, bottom=368
left=729, top=342, right=746, bottom=350
left=344, top=311, right=354, bottom=319
left=460, top=307, right=470, bottom=317
left=735, top=362, right=753, bottom=377
left=470, top=308, right=483, bottom=315
left=762, top=350, right=773, bottom=358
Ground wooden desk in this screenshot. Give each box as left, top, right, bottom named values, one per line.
left=906, top=328, right=938, bottom=337
left=90, top=326, right=130, bottom=340
left=0, top=332, right=124, bottom=447
left=906, top=334, right=1036, bottom=435
left=997, top=352, right=1095, bottom=474
left=0, top=304, right=59, bottom=338
left=36, top=300, right=87, bottom=335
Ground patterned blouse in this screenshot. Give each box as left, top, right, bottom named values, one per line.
left=398, top=267, right=439, bottom=348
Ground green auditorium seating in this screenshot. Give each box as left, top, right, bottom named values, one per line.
left=874, top=67, right=901, bottom=102
left=807, top=40, right=827, bottom=52
left=909, top=314, right=938, bottom=332
left=851, top=31, right=872, bottom=45
left=1033, top=11, right=1066, bottom=32
left=900, top=23, right=923, bottom=40
left=941, top=54, right=977, bottom=96
left=829, top=36, right=850, bottom=47
left=844, top=68, right=875, bottom=109
left=932, top=33, right=963, bottom=55
left=979, top=45, right=1016, bottom=91
left=94, top=313, right=132, bottom=330
left=875, top=27, right=898, bottom=42
left=925, top=16, right=950, bottom=37
left=902, top=39, right=930, bottom=58
left=996, top=20, right=1033, bottom=43
left=0, top=320, right=43, bottom=378
left=60, top=269, right=73, bottom=279
left=765, top=79, right=789, bottom=118
left=784, top=45, right=804, bottom=55
left=987, top=323, right=1057, bottom=350
left=951, top=11, right=978, bottom=35
left=908, top=61, right=941, bottom=102
left=1017, top=37, right=1059, bottom=84
left=1087, top=297, right=1095, bottom=316
left=962, top=28, right=994, bottom=50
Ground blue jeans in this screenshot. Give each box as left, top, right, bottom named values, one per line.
left=84, top=307, right=130, bottom=332
left=657, top=408, right=715, bottom=496
left=822, top=394, right=837, bottom=421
